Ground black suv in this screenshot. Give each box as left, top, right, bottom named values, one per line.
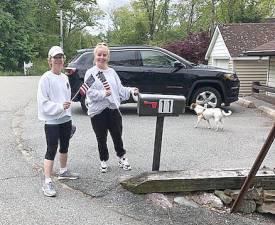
left=65, top=45, right=239, bottom=112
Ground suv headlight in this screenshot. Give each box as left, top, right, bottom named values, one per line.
left=223, top=73, right=237, bottom=81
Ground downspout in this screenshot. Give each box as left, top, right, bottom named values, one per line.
left=266, top=56, right=271, bottom=96
left=267, top=56, right=271, bottom=86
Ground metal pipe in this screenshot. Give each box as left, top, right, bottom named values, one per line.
left=152, top=116, right=164, bottom=171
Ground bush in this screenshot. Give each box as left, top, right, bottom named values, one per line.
left=0, top=58, right=49, bottom=76
left=28, top=58, right=49, bottom=76
left=163, top=31, right=211, bottom=64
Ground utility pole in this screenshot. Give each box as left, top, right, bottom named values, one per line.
left=60, top=9, right=63, bottom=49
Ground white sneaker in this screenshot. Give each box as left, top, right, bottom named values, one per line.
left=118, top=156, right=131, bottom=171
left=100, top=161, right=108, bottom=173
left=42, top=182, right=56, bottom=197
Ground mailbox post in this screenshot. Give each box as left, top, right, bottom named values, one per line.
left=137, top=94, right=186, bottom=171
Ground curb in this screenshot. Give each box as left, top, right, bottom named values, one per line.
left=258, top=106, right=275, bottom=120
left=236, top=98, right=256, bottom=108
left=237, top=98, right=275, bottom=120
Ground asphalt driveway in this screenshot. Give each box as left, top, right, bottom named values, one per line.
left=1, top=76, right=275, bottom=224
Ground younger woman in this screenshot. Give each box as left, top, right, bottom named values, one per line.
left=84, top=43, right=138, bottom=173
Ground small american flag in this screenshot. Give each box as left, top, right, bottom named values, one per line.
left=79, top=75, right=95, bottom=96
left=96, top=71, right=110, bottom=90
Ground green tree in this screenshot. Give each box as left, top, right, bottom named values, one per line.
left=33, top=0, right=103, bottom=58
left=216, top=0, right=274, bottom=23
left=107, top=0, right=173, bottom=44
left=107, top=5, right=148, bottom=44
left=0, top=0, right=103, bottom=72
left=0, top=0, right=37, bottom=71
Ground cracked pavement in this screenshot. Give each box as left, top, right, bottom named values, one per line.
left=1, top=76, right=275, bottom=225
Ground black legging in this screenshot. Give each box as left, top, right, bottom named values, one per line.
left=91, top=108, right=126, bottom=161
left=44, top=120, right=72, bottom=160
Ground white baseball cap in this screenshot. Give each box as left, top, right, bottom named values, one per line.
left=48, top=46, right=64, bottom=58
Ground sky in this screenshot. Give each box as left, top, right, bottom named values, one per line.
left=97, top=0, right=130, bottom=12
left=87, top=0, right=130, bottom=34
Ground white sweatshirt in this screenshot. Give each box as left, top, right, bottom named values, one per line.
left=84, top=66, right=133, bottom=117
left=37, top=70, right=71, bottom=123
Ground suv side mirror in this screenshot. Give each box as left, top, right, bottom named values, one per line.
left=173, top=61, right=185, bottom=68
left=172, top=61, right=186, bottom=72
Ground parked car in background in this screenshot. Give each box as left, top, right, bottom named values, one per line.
left=65, top=45, right=240, bottom=113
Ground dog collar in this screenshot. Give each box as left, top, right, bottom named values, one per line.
left=197, top=109, right=206, bottom=119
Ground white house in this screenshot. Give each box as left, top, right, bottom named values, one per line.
left=205, top=23, right=275, bottom=95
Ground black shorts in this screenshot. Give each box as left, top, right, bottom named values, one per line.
left=44, top=120, right=72, bottom=160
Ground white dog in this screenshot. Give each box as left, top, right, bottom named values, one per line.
left=190, top=103, right=232, bottom=131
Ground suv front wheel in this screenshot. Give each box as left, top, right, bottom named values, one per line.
left=191, top=87, right=222, bottom=108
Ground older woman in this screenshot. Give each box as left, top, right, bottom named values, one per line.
left=37, top=46, right=79, bottom=197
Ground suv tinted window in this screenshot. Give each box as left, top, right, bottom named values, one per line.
left=68, top=52, right=83, bottom=63
left=109, top=50, right=138, bottom=66
left=140, top=50, right=175, bottom=67
left=75, top=52, right=93, bottom=67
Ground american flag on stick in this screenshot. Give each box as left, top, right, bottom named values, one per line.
left=96, top=71, right=122, bottom=113
left=96, top=71, right=110, bottom=90
left=79, top=74, right=95, bottom=96
left=71, top=74, right=95, bottom=101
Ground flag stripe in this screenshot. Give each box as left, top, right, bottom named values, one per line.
left=79, top=75, right=95, bottom=96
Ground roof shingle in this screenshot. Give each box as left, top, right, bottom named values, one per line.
left=219, top=23, right=275, bottom=57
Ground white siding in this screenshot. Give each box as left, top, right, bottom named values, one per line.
left=234, top=60, right=268, bottom=96
left=211, top=33, right=230, bottom=58
left=228, top=60, right=234, bottom=71
left=214, top=59, right=229, bottom=69
left=208, top=57, right=213, bottom=66
left=208, top=32, right=230, bottom=69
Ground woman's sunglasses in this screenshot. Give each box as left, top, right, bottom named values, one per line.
left=97, top=42, right=107, bottom=47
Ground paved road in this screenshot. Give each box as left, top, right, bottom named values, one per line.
left=1, top=76, right=275, bottom=225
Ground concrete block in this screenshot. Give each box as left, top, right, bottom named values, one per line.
left=236, top=98, right=256, bottom=108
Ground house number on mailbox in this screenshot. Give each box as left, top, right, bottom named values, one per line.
left=158, top=99, right=174, bottom=113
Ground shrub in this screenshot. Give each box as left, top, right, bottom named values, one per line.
left=163, top=31, right=211, bottom=64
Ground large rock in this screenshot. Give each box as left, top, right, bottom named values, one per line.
left=174, top=197, right=199, bottom=208
left=224, top=188, right=262, bottom=201
left=147, top=193, right=173, bottom=209
left=214, top=190, right=232, bottom=205
left=190, top=192, right=224, bottom=209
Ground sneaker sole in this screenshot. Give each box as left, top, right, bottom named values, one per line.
left=122, top=167, right=131, bottom=171
left=119, top=165, right=131, bottom=171
left=42, top=188, right=56, bottom=197
left=57, top=177, right=79, bottom=180
left=118, top=163, right=131, bottom=171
